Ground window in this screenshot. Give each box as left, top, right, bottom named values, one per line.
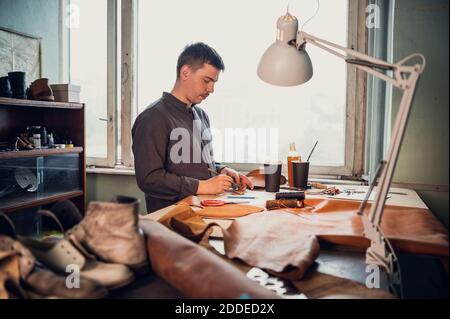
left=134, top=0, right=365, bottom=177
left=69, top=0, right=366, bottom=178
left=69, top=0, right=118, bottom=167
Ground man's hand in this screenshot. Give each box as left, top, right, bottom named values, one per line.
left=197, top=174, right=234, bottom=195
left=219, top=167, right=254, bottom=190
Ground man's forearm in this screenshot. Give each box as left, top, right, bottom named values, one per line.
left=136, top=167, right=199, bottom=199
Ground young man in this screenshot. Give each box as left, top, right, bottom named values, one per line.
left=132, top=43, right=253, bottom=213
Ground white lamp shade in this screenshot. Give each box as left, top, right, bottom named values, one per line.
left=257, top=42, right=313, bottom=86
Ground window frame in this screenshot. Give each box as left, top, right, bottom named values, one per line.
left=209, top=0, right=368, bottom=179
left=69, top=0, right=368, bottom=178
left=67, top=0, right=118, bottom=168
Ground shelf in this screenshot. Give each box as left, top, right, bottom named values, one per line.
left=0, top=147, right=83, bottom=160
left=0, top=97, right=83, bottom=109
left=0, top=190, right=83, bottom=213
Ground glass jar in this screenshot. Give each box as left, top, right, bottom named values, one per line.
left=33, top=134, right=41, bottom=149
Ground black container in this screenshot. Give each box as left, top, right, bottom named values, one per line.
left=275, top=191, right=305, bottom=200
left=292, top=161, right=310, bottom=189
left=8, top=71, right=27, bottom=99
left=264, top=162, right=282, bottom=193
left=0, top=76, right=12, bottom=98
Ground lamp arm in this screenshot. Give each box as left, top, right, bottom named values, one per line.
left=297, top=30, right=426, bottom=280
left=297, top=31, right=425, bottom=90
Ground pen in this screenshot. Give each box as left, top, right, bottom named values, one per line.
left=227, top=196, right=256, bottom=199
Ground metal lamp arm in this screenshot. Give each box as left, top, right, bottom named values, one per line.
left=297, top=31, right=425, bottom=90
left=295, top=30, right=426, bottom=278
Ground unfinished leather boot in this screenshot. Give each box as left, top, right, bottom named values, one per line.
left=0, top=76, right=12, bottom=98
left=28, top=78, right=54, bottom=101
left=7, top=72, right=27, bottom=99
left=66, top=195, right=149, bottom=275
left=18, top=236, right=135, bottom=290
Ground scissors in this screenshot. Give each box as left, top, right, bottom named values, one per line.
left=200, top=199, right=250, bottom=207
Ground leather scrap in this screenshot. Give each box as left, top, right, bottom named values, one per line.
left=223, top=211, right=320, bottom=281
left=285, top=198, right=449, bottom=256
left=196, top=204, right=264, bottom=219
left=155, top=204, right=319, bottom=281
left=158, top=202, right=213, bottom=242
left=178, top=196, right=264, bottom=219
left=139, top=219, right=278, bottom=299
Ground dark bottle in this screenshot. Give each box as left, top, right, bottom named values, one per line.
left=41, top=127, right=48, bottom=146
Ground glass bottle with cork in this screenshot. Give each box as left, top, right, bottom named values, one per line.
left=287, top=142, right=301, bottom=187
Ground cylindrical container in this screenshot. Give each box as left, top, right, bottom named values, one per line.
left=8, top=71, right=27, bottom=99
left=33, top=134, right=41, bottom=149
left=292, top=161, right=310, bottom=189
left=48, top=133, right=54, bottom=148
left=275, top=191, right=305, bottom=200
left=264, top=162, right=282, bottom=193
left=41, top=127, right=47, bottom=146
left=287, top=142, right=301, bottom=187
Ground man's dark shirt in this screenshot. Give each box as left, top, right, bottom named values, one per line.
left=132, top=92, right=224, bottom=213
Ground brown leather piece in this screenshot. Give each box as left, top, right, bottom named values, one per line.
left=140, top=219, right=278, bottom=299
left=278, top=198, right=449, bottom=256
left=246, top=169, right=287, bottom=188
left=158, top=203, right=212, bottom=242
left=223, top=212, right=320, bottom=280
left=197, top=204, right=264, bottom=219
left=156, top=204, right=319, bottom=280
left=0, top=250, right=26, bottom=299
left=178, top=197, right=265, bottom=219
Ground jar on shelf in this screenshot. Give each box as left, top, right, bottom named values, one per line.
left=33, top=134, right=41, bottom=149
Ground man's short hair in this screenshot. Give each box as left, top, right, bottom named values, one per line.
left=176, top=42, right=225, bottom=78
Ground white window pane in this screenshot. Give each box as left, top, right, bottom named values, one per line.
left=137, top=0, right=347, bottom=166
left=70, top=0, right=108, bottom=159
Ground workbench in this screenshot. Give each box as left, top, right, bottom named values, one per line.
left=111, top=186, right=448, bottom=299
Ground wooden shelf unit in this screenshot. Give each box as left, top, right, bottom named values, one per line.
left=0, top=147, right=83, bottom=160
left=0, top=97, right=86, bottom=215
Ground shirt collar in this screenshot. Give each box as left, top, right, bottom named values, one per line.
left=162, top=92, right=195, bottom=114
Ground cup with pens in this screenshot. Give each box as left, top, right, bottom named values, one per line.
left=292, top=140, right=318, bottom=190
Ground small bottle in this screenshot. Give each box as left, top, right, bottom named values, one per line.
left=33, top=134, right=41, bottom=149
left=48, top=133, right=54, bottom=148
left=41, top=127, right=47, bottom=147
left=287, top=142, right=301, bottom=187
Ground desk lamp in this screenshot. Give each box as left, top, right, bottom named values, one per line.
left=258, top=10, right=426, bottom=295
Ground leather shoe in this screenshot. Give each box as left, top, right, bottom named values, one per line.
left=66, top=195, right=149, bottom=275
left=28, top=78, right=54, bottom=101
left=18, top=236, right=135, bottom=290
left=25, top=270, right=108, bottom=299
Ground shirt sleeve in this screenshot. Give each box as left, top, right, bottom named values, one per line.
left=132, top=110, right=199, bottom=200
